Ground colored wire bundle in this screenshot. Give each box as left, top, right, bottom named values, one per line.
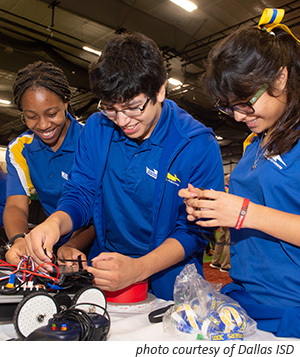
left=0, top=256, right=60, bottom=294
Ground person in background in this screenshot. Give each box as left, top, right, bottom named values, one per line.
left=210, top=174, right=231, bottom=272
left=210, top=227, right=231, bottom=273
left=23, top=32, right=224, bottom=300
left=4, top=61, right=95, bottom=265
left=179, top=10, right=300, bottom=338
left=0, top=167, right=6, bottom=227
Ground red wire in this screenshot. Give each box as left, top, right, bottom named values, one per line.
left=31, top=262, right=60, bottom=281
left=1, top=258, right=60, bottom=285
left=21, top=269, right=59, bottom=282
left=0, top=259, right=17, bottom=268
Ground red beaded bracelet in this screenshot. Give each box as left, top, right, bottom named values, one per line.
left=234, top=198, right=250, bottom=230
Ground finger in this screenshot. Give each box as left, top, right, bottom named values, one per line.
left=57, top=260, right=67, bottom=267
left=187, top=213, right=198, bottom=221
left=43, top=247, right=53, bottom=262
left=35, top=245, right=52, bottom=264
left=192, top=197, right=217, bottom=211
left=24, top=233, right=33, bottom=256
left=93, top=280, right=114, bottom=291
left=26, top=246, right=51, bottom=269
left=186, top=204, right=210, bottom=216
left=188, top=183, right=195, bottom=190
left=188, top=183, right=198, bottom=195
left=5, top=252, right=21, bottom=266
left=198, top=189, right=217, bottom=200
left=179, top=186, right=198, bottom=198
left=178, top=188, right=190, bottom=198
left=92, top=277, right=120, bottom=291
left=91, top=252, right=115, bottom=263
left=196, top=218, right=219, bottom=227
left=191, top=209, right=217, bottom=222
left=25, top=229, right=55, bottom=264
left=86, top=266, right=113, bottom=287
left=91, top=258, right=116, bottom=272
left=23, top=237, right=49, bottom=270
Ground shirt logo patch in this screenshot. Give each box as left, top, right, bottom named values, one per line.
left=146, top=167, right=158, bottom=179
left=61, top=171, right=69, bottom=180
left=267, top=155, right=287, bottom=170
left=166, top=172, right=181, bottom=186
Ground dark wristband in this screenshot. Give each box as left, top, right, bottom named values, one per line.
left=5, top=233, right=26, bottom=251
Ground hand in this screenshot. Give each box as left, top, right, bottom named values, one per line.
left=24, top=220, right=61, bottom=269
left=179, top=183, right=245, bottom=228
left=178, top=183, right=203, bottom=221
left=5, top=238, right=26, bottom=265
left=57, top=244, right=87, bottom=268
left=87, top=252, right=142, bottom=291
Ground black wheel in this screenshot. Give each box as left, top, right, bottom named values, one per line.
left=13, top=291, right=58, bottom=339
left=53, top=291, right=72, bottom=311
left=73, top=286, right=107, bottom=315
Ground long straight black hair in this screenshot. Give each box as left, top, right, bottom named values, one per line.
left=203, top=26, right=300, bottom=157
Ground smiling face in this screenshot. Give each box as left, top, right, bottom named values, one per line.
left=233, top=68, right=288, bottom=135
left=101, top=83, right=166, bottom=141
left=20, top=87, right=70, bottom=151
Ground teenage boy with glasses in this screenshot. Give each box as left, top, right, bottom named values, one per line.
left=24, top=32, right=224, bottom=300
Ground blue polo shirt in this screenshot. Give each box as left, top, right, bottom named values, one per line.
left=102, top=109, right=170, bottom=257
left=228, top=133, right=300, bottom=308
left=0, top=171, right=6, bottom=226
left=6, top=115, right=83, bottom=217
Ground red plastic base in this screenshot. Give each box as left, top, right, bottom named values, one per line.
left=103, top=280, right=148, bottom=303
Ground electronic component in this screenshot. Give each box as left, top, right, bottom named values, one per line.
left=12, top=287, right=109, bottom=340
left=0, top=253, right=108, bottom=340
left=25, top=309, right=110, bottom=341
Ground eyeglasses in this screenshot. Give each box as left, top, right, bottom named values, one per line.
left=97, top=97, right=151, bottom=118
left=215, top=84, right=269, bottom=117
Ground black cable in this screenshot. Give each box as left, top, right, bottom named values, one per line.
left=52, top=308, right=94, bottom=340
left=75, top=302, right=111, bottom=340
left=55, top=308, right=95, bottom=340
left=51, top=303, right=110, bottom=341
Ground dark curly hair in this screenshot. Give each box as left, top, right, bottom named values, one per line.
left=203, top=26, right=300, bottom=157
left=89, top=32, right=167, bottom=105
left=13, top=61, right=74, bottom=116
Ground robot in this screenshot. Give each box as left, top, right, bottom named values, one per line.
left=0, top=253, right=110, bottom=340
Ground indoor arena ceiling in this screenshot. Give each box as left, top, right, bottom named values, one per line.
left=1, top=0, right=300, bottom=169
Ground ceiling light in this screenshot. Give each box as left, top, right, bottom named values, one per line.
left=169, top=0, right=197, bottom=12
left=83, top=46, right=102, bottom=56
left=0, top=99, right=11, bottom=105
left=168, top=78, right=183, bottom=86
left=216, top=136, right=223, bottom=141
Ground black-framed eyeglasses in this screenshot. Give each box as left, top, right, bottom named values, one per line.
left=215, top=84, right=269, bottom=117
left=97, top=97, right=151, bottom=118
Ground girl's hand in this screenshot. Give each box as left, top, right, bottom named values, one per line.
left=179, top=183, right=245, bottom=228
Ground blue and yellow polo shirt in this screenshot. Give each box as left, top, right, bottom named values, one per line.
left=6, top=115, right=83, bottom=216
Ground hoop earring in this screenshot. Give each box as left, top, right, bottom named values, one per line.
left=20, top=113, right=26, bottom=125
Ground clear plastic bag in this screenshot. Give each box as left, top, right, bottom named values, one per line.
left=163, top=264, right=257, bottom=341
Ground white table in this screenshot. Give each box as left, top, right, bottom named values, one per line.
left=0, top=298, right=296, bottom=342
